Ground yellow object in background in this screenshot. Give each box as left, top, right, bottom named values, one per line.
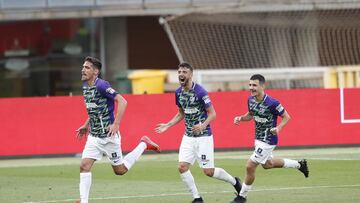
left=128, top=70, right=167, bottom=94
left=324, top=66, right=360, bottom=88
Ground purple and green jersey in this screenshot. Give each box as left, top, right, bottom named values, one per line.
left=248, top=94, right=285, bottom=145
left=175, top=83, right=212, bottom=137
left=82, top=78, right=118, bottom=138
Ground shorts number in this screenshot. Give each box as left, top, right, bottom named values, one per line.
left=111, top=152, right=117, bottom=158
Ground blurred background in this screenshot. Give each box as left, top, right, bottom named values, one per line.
left=1, top=0, right=360, bottom=97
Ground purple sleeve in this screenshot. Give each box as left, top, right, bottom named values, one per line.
left=198, top=88, right=212, bottom=109
left=97, top=81, right=118, bottom=100
left=247, top=97, right=251, bottom=112
left=271, top=99, right=285, bottom=116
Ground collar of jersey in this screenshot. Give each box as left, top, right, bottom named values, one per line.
left=84, top=77, right=99, bottom=87
left=182, top=82, right=196, bottom=91
left=254, top=94, right=267, bottom=103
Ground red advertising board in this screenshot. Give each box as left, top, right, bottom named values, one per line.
left=0, top=88, right=359, bottom=157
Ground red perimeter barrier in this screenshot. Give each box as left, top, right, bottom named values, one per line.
left=1, top=88, right=359, bottom=157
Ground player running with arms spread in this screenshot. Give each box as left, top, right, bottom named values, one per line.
left=155, top=62, right=241, bottom=203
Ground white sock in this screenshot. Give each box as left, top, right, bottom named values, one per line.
left=212, top=167, right=236, bottom=185
left=239, top=183, right=252, bottom=198
left=79, top=172, right=92, bottom=203
left=180, top=170, right=201, bottom=199
left=123, top=142, right=146, bottom=170
left=283, top=158, right=300, bottom=168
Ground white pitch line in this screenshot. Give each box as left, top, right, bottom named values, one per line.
left=23, top=184, right=360, bottom=203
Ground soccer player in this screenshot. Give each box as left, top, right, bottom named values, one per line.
left=155, top=62, right=241, bottom=203
left=229, top=74, right=309, bottom=203
left=76, top=56, right=161, bottom=203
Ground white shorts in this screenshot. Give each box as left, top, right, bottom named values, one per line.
left=82, top=133, right=123, bottom=166
left=250, top=140, right=276, bottom=164
left=179, top=135, right=214, bottom=169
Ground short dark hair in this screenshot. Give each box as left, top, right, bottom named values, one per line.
left=85, top=56, right=102, bottom=70
left=250, top=74, right=265, bottom=85
left=85, top=56, right=102, bottom=78
left=178, top=62, right=193, bottom=72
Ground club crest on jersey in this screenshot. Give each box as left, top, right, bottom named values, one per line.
left=258, top=107, right=266, bottom=114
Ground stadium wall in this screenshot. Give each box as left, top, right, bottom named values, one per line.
left=1, top=88, right=359, bottom=157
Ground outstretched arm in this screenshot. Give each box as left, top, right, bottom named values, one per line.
left=155, top=109, right=184, bottom=133
left=234, top=111, right=253, bottom=125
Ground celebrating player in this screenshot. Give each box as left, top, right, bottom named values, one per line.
left=155, top=62, right=241, bottom=203
left=76, top=56, right=161, bottom=203
left=230, top=74, right=309, bottom=203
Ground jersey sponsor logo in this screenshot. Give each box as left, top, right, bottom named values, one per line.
left=202, top=95, right=211, bottom=104
left=254, top=116, right=269, bottom=123
left=106, top=87, right=116, bottom=94
left=184, top=108, right=199, bottom=114
left=276, top=104, right=284, bottom=113
left=86, top=102, right=98, bottom=108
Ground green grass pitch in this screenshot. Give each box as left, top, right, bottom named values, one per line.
left=0, top=147, right=360, bottom=203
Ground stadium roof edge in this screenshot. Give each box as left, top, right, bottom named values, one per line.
left=1, top=0, right=360, bottom=21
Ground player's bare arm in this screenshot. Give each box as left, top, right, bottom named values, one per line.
left=108, top=94, right=127, bottom=137
left=155, top=109, right=184, bottom=133
left=270, top=110, right=291, bottom=135
left=76, top=118, right=90, bottom=139
left=192, top=105, right=216, bottom=134
left=234, top=111, right=253, bottom=125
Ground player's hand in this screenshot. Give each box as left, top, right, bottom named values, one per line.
left=192, top=123, right=203, bottom=135
left=270, top=127, right=279, bottom=135
left=107, top=123, right=119, bottom=138
left=76, top=125, right=88, bottom=140
left=234, top=116, right=242, bottom=125
left=155, top=123, right=169, bottom=133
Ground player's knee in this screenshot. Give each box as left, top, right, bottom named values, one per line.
left=203, top=169, right=214, bottom=177
left=246, top=163, right=257, bottom=174
left=262, top=164, right=272, bottom=169
left=79, top=163, right=91, bottom=172
left=113, top=165, right=128, bottom=175
left=262, top=160, right=274, bottom=169
left=178, top=163, right=189, bottom=173
left=114, top=170, right=126, bottom=175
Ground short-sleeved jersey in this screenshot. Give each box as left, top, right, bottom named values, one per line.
left=175, top=83, right=212, bottom=137
left=82, top=78, right=118, bottom=138
left=248, top=94, right=285, bottom=145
